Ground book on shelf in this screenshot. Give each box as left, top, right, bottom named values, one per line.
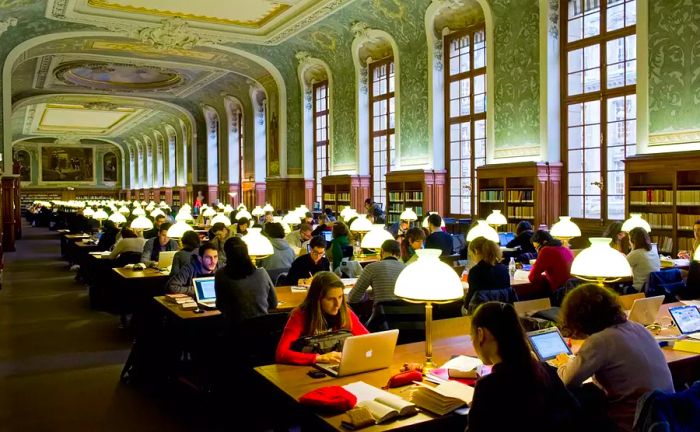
left=640, top=212, right=673, bottom=229
left=507, top=206, right=534, bottom=219
left=341, top=381, right=417, bottom=426
left=677, top=190, right=700, bottom=205
left=677, top=214, right=700, bottom=230
left=629, top=189, right=673, bottom=205
left=410, top=380, right=475, bottom=416
left=651, top=235, right=673, bottom=253
left=479, top=190, right=503, bottom=202
left=678, top=237, right=696, bottom=253
left=507, top=190, right=533, bottom=202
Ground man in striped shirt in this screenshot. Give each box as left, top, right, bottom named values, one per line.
left=348, top=239, right=405, bottom=304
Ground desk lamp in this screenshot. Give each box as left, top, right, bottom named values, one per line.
left=108, top=212, right=127, bottom=226
left=282, top=212, right=302, bottom=228
left=167, top=220, right=194, bottom=242
left=202, top=207, right=217, bottom=225
left=360, top=224, right=393, bottom=252
left=340, top=206, right=354, bottom=220
left=621, top=213, right=652, bottom=233
left=394, top=249, right=463, bottom=374
left=466, top=220, right=500, bottom=243
left=550, top=216, right=581, bottom=248
left=262, top=203, right=274, bottom=213
left=242, top=227, right=274, bottom=266
left=570, top=237, right=632, bottom=287
left=343, top=208, right=359, bottom=223
left=159, top=200, right=169, bottom=208
left=132, top=206, right=146, bottom=217
left=175, top=209, right=194, bottom=222
left=272, top=216, right=291, bottom=234
left=485, top=210, right=508, bottom=231
left=150, top=208, right=165, bottom=219
left=421, top=212, right=445, bottom=229
left=83, top=207, right=95, bottom=218
left=252, top=206, right=264, bottom=221
left=130, top=215, right=154, bottom=233
left=224, top=204, right=234, bottom=214
left=118, top=205, right=131, bottom=216
left=93, top=208, right=109, bottom=227
left=399, top=208, right=418, bottom=227
left=211, top=213, right=232, bottom=227
left=140, top=200, right=148, bottom=207
left=236, top=209, right=253, bottom=221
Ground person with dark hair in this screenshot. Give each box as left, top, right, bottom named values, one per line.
left=170, top=230, right=201, bottom=275
left=275, top=271, right=368, bottom=365
left=557, top=284, right=673, bottom=431
left=143, top=214, right=166, bottom=239
left=303, top=211, right=314, bottom=225
left=388, top=219, right=410, bottom=241
left=327, top=221, right=351, bottom=271
left=425, top=213, right=453, bottom=256
left=233, top=217, right=249, bottom=237
left=463, top=237, right=511, bottom=313
left=96, top=219, right=119, bottom=252
left=348, top=240, right=404, bottom=304
left=166, top=243, right=220, bottom=295
left=141, top=222, right=178, bottom=265
left=286, top=222, right=313, bottom=253
left=467, top=302, right=581, bottom=432
left=678, top=219, right=700, bottom=259
left=286, top=235, right=331, bottom=286
left=263, top=211, right=274, bottom=224
left=364, top=198, right=385, bottom=224
left=215, top=237, right=277, bottom=323
left=626, top=227, right=660, bottom=292
left=260, top=222, right=295, bottom=272
left=311, top=213, right=333, bottom=236
left=109, top=227, right=146, bottom=260
left=323, top=207, right=336, bottom=222
left=603, top=221, right=628, bottom=254
left=505, top=220, right=537, bottom=255
left=402, top=227, right=426, bottom=264
left=528, top=229, right=574, bottom=294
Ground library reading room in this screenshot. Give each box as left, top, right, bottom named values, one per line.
left=2, top=1, right=700, bottom=431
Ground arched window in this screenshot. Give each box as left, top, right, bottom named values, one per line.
left=238, top=109, right=245, bottom=191
left=369, top=58, right=395, bottom=206
left=562, top=0, right=637, bottom=221
left=445, top=26, right=487, bottom=216
left=313, top=80, right=330, bottom=203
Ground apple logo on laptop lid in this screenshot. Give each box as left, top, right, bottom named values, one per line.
left=365, top=349, right=373, bottom=358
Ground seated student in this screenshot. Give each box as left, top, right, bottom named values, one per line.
left=303, top=212, right=314, bottom=226
left=96, top=220, right=119, bottom=252
left=506, top=220, right=537, bottom=255
left=388, top=219, right=410, bottom=242
left=286, top=235, right=331, bottom=285
left=401, top=227, right=426, bottom=264
left=463, top=237, right=511, bottom=313
left=141, top=222, right=178, bottom=266
left=468, top=302, right=581, bottom=432
left=170, top=230, right=201, bottom=276
left=528, top=230, right=574, bottom=295
left=285, top=222, right=313, bottom=252
left=215, top=237, right=277, bottom=323
left=109, top=228, right=146, bottom=260
left=143, top=214, right=166, bottom=239
left=260, top=222, right=296, bottom=272
left=626, top=227, right=660, bottom=292
left=232, top=217, right=250, bottom=237
left=327, top=221, right=351, bottom=272
left=424, top=213, right=453, bottom=256
left=166, top=242, right=219, bottom=295
left=348, top=239, right=405, bottom=304
left=323, top=207, right=336, bottom=222
left=275, top=271, right=368, bottom=365
left=311, top=213, right=333, bottom=236
left=677, top=219, right=700, bottom=259
left=603, top=221, right=629, bottom=254
left=364, top=198, right=385, bottom=224
left=209, top=222, right=229, bottom=255
left=557, top=284, right=674, bottom=431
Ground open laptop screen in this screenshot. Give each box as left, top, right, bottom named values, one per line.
left=527, top=328, right=572, bottom=361
left=322, top=230, right=333, bottom=243
left=193, top=277, right=216, bottom=301
left=669, top=305, right=700, bottom=334
left=499, top=232, right=515, bottom=247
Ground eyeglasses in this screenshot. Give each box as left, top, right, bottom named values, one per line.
left=310, top=249, right=325, bottom=257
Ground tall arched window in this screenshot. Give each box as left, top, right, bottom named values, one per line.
left=445, top=26, right=487, bottom=216
left=313, top=80, right=330, bottom=204
left=238, top=109, right=244, bottom=189
left=369, top=58, right=395, bottom=206
left=562, top=0, right=637, bottom=221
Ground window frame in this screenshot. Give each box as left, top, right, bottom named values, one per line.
left=312, top=80, right=330, bottom=205
left=369, top=57, right=395, bottom=206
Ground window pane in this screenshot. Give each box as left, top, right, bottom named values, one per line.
left=584, top=67, right=601, bottom=92
left=607, top=3, right=624, bottom=31
left=569, top=195, right=584, bottom=218
left=585, top=195, right=601, bottom=219
left=607, top=194, right=624, bottom=220
left=584, top=11, right=600, bottom=38
left=568, top=17, right=583, bottom=42
left=584, top=148, right=601, bottom=171
left=568, top=72, right=583, bottom=95
left=568, top=126, right=584, bottom=150
left=569, top=172, right=583, bottom=194
left=568, top=103, right=584, bottom=126
left=569, top=149, right=584, bottom=171
left=585, top=172, right=602, bottom=194
left=569, top=49, right=583, bottom=72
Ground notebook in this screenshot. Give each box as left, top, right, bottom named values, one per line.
left=526, top=327, right=572, bottom=361
left=192, top=276, right=216, bottom=308
left=627, top=295, right=665, bottom=326
left=157, top=250, right=177, bottom=269
left=313, top=329, right=399, bottom=377
left=669, top=305, right=700, bottom=340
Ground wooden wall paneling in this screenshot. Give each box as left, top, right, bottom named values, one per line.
left=304, top=179, right=314, bottom=209
left=255, top=182, right=266, bottom=206
left=2, top=176, right=18, bottom=252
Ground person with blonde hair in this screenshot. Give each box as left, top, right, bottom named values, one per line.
left=275, top=271, right=368, bottom=365
left=463, top=237, right=511, bottom=313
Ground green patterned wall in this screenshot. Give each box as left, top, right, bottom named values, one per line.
left=648, top=0, right=700, bottom=136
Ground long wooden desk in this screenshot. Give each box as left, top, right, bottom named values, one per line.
left=113, top=266, right=170, bottom=279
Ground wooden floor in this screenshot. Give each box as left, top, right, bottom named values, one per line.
left=0, top=223, right=248, bottom=431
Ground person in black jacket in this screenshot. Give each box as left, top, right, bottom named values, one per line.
left=463, top=237, right=511, bottom=312
left=96, top=220, right=119, bottom=252
left=467, top=302, right=582, bottom=432
left=285, top=235, right=330, bottom=285
left=503, top=220, right=537, bottom=263
left=424, top=213, right=453, bottom=256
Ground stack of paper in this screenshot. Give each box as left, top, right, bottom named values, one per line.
left=411, top=380, right=474, bottom=416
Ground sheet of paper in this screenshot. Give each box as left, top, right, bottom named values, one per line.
left=513, top=269, right=530, bottom=281
left=291, top=286, right=308, bottom=292
left=440, top=355, right=482, bottom=371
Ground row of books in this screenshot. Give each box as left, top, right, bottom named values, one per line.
left=677, top=214, right=700, bottom=230
left=651, top=235, right=673, bottom=253
left=387, top=204, right=423, bottom=215
left=323, top=193, right=350, bottom=201
left=479, top=190, right=503, bottom=202
left=629, top=189, right=674, bottom=205
left=506, top=206, right=534, bottom=219
left=677, top=190, right=700, bottom=205
left=388, top=191, right=424, bottom=201
left=506, top=190, right=534, bottom=202
left=639, top=212, right=673, bottom=229
left=678, top=237, right=697, bottom=253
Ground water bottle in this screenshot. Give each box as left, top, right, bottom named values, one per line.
left=508, top=257, right=516, bottom=280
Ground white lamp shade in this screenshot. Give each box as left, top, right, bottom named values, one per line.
left=571, top=237, right=633, bottom=279
left=343, top=209, right=358, bottom=222
left=140, top=201, right=147, bottom=206
left=485, top=210, right=508, bottom=226
left=224, top=204, right=234, bottom=214
left=251, top=206, right=264, bottom=217
left=118, top=206, right=131, bottom=215
left=131, top=215, right=154, bottom=230
left=550, top=216, right=582, bottom=238
left=282, top=212, right=302, bottom=225
left=350, top=214, right=373, bottom=232
left=394, top=249, right=463, bottom=302
left=340, top=206, right=354, bottom=219
left=399, top=208, right=418, bottom=221
left=145, top=204, right=155, bottom=212
left=272, top=217, right=291, bottom=234
left=422, top=212, right=446, bottom=228
left=262, top=203, right=274, bottom=213
left=236, top=209, right=253, bottom=220
left=298, top=204, right=310, bottom=214
left=466, top=220, right=500, bottom=243
left=150, top=208, right=165, bottom=218
left=361, top=225, right=394, bottom=249
left=93, top=209, right=109, bottom=220
left=175, top=211, right=194, bottom=222
left=132, top=207, right=145, bottom=216
left=181, top=203, right=192, bottom=212
left=108, top=212, right=127, bottom=224
left=294, top=207, right=307, bottom=218
left=621, top=213, right=652, bottom=233
left=237, top=203, right=248, bottom=211
left=202, top=207, right=217, bottom=218
left=167, top=221, right=194, bottom=238
left=159, top=201, right=168, bottom=208
left=211, top=213, right=232, bottom=227
left=242, top=227, right=274, bottom=256
left=83, top=208, right=95, bottom=217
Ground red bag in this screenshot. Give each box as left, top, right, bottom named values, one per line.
left=383, top=370, right=423, bottom=389
left=299, top=386, right=357, bottom=412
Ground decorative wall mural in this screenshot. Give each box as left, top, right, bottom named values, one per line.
left=13, top=149, right=30, bottom=181
left=103, top=151, right=118, bottom=182
left=41, top=146, right=94, bottom=182
left=54, top=61, right=183, bottom=91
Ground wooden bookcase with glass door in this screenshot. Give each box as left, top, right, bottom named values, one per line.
left=385, top=170, right=446, bottom=225
left=625, top=152, right=700, bottom=255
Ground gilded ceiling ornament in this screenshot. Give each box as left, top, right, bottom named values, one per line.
left=83, top=102, right=119, bottom=111
left=350, top=21, right=372, bottom=41
left=295, top=51, right=311, bottom=65
left=0, top=17, right=17, bottom=37
left=103, top=17, right=223, bottom=50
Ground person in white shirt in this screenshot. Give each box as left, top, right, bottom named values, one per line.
left=285, top=222, right=313, bottom=255
left=109, top=228, right=146, bottom=260
left=626, top=227, right=660, bottom=292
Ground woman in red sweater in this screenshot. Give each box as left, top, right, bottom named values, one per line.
left=528, top=230, right=574, bottom=295
left=275, top=271, right=368, bottom=365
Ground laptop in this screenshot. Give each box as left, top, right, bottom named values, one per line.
left=157, top=250, right=177, bottom=269
left=192, top=276, right=217, bottom=308
left=314, top=329, right=399, bottom=377
left=627, top=295, right=665, bottom=326
left=498, top=232, right=515, bottom=247
left=526, top=327, right=573, bottom=361
left=322, top=230, right=333, bottom=243
left=669, top=305, right=700, bottom=340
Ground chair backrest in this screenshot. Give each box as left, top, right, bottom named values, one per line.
left=633, top=381, right=700, bottom=432
left=265, top=268, right=289, bottom=287
left=514, top=297, right=552, bottom=316
left=618, top=292, right=645, bottom=311
left=645, top=269, right=685, bottom=302
left=234, top=312, right=290, bottom=367
left=467, top=287, right=519, bottom=315
left=114, top=251, right=142, bottom=268
left=366, top=300, right=426, bottom=344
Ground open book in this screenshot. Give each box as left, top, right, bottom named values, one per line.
left=411, top=380, right=475, bottom=416
left=343, top=381, right=417, bottom=424
left=427, top=355, right=485, bottom=384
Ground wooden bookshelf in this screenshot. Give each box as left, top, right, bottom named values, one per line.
left=385, top=170, right=446, bottom=224
left=321, top=175, right=370, bottom=215
left=625, top=151, right=700, bottom=255
left=476, top=162, right=562, bottom=231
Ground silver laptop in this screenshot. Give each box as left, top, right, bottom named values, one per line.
left=158, top=250, right=177, bottom=269
left=627, top=295, right=665, bottom=326
left=669, top=305, right=700, bottom=340
left=314, top=329, right=399, bottom=377
left=526, top=327, right=572, bottom=361
left=192, top=276, right=216, bottom=308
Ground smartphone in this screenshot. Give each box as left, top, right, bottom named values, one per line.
left=306, top=243, right=311, bottom=253
left=307, top=369, right=326, bottom=379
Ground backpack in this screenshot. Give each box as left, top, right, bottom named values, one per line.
left=291, top=329, right=353, bottom=354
